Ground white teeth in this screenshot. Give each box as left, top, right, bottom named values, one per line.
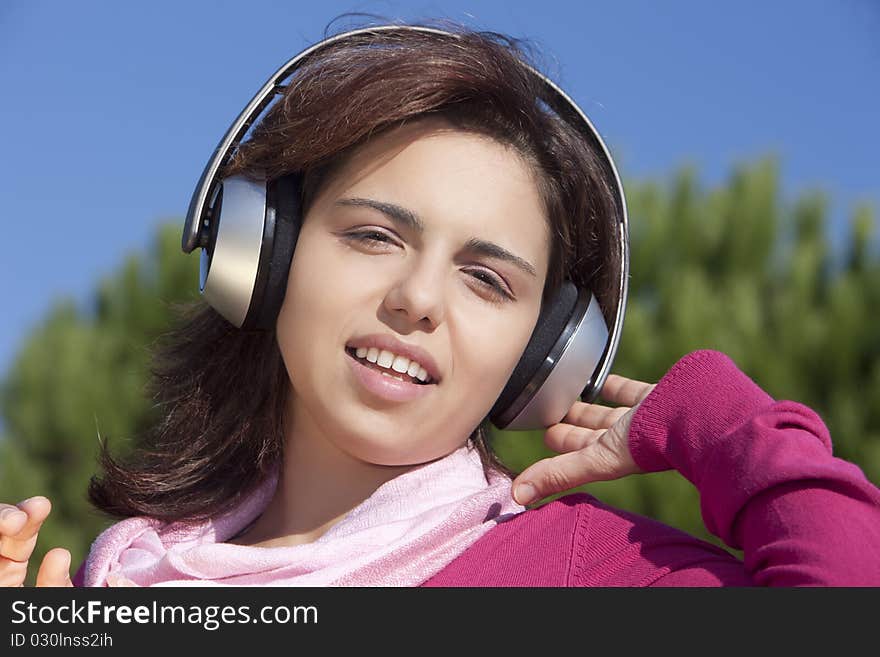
left=348, top=344, right=434, bottom=383
left=377, top=350, right=394, bottom=368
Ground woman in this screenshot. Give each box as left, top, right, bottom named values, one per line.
left=2, top=23, right=879, bottom=587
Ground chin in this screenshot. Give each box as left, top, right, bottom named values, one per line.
left=340, top=436, right=441, bottom=468
left=331, top=425, right=457, bottom=468
left=326, top=397, right=481, bottom=466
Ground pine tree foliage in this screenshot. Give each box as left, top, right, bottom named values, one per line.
left=493, top=158, right=880, bottom=544
left=0, top=225, right=200, bottom=582
left=1, top=159, right=877, bottom=578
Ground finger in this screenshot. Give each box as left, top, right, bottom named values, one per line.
left=513, top=435, right=634, bottom=505
left=544, top=422, right=606, bottom=454
left=0, top=505, right=30, bottom=587
left=0, top=505, right=29, bottom=538
left=36, top=548, right=72, bottom=588
left=599, top=374, right=656, bottom=407
left=0, top=557, right=28, bottom=587
left=0, top=497, right=51, bottom=562
left=562, top=402, right=631, bottom=431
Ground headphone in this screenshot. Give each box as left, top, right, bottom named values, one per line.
left=181, top=25, right=630, bottom=432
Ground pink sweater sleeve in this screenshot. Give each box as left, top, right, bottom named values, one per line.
left=627, top=349, right=880, bottom=586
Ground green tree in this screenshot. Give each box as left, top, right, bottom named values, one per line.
left=1, top=159, right=878, bottom=582
left=493, top=157, right=880, bottom=546
left=0, top=224, right=200, bottom=584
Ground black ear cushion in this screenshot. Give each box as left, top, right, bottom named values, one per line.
left=245, top=173, right=303, bottom=330
left=489, top=280, right=579, bottom=420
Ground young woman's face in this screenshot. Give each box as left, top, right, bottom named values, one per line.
left=276, top=118, right=550, bottom=466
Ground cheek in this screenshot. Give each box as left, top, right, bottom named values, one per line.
left=275, top=234, right=387, bottom=381
left=287, top=233, right=388, bottom=308
left=281, top=235, right=361, bottom=324
left=454, top=309, right=538, bottom=401
left=275, top=240, right=343, bottom=369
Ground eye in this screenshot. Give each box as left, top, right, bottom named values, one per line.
left=346, top=229, right=398, bottom=247
left=464, top=268, right=514, bottom=302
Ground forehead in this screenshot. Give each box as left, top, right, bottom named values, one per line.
left=313, top=119, right=551, bottom=271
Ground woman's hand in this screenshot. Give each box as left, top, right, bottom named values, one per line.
left=0, top=496, right=73, bottom=587
left=511, top=374, right=657, bottom=506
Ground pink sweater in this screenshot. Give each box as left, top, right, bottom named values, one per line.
left=422, top=349, right=880, bottom=586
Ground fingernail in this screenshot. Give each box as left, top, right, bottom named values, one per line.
left=1, top=508, right=26, bottom=522
left=515, top=483, right=536, bottom=505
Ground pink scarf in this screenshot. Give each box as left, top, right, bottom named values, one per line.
left=80, top=445, right=524, bottom=587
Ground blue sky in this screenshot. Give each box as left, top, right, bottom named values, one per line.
left=1, top=0, right=878, bottom=381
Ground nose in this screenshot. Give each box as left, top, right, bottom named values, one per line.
left=382, top=254, right=446, bottom=329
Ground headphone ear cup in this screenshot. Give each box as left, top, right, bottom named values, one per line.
left=489, top=281, right=579, bottom=425
left=243, top=174, right=303, bottom=330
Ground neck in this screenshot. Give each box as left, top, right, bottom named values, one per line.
left=233, top=394, right=414, bottom=547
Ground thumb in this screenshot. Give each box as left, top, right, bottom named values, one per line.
left=36, top=548, right=73, bottom=587
left=511, top=443, right=620, bottom=506
left=512, top=421, right=640, bottom=506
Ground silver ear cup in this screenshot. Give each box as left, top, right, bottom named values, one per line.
left=502, top=293, right=608, bottom=431
left=200, top=175, right=268, bottom=328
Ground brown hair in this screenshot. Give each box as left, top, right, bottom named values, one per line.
left=87, top=19, right=622, bottom=522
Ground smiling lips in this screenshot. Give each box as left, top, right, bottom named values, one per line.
left=344, top=333, right=441, bottom=383
left=345, top=348, right=436, bottom=403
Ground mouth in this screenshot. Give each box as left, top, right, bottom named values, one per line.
left=345, top=347, right=435, bottom=386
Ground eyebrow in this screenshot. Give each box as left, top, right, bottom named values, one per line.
left=335, top=197, right=538, bottom=278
